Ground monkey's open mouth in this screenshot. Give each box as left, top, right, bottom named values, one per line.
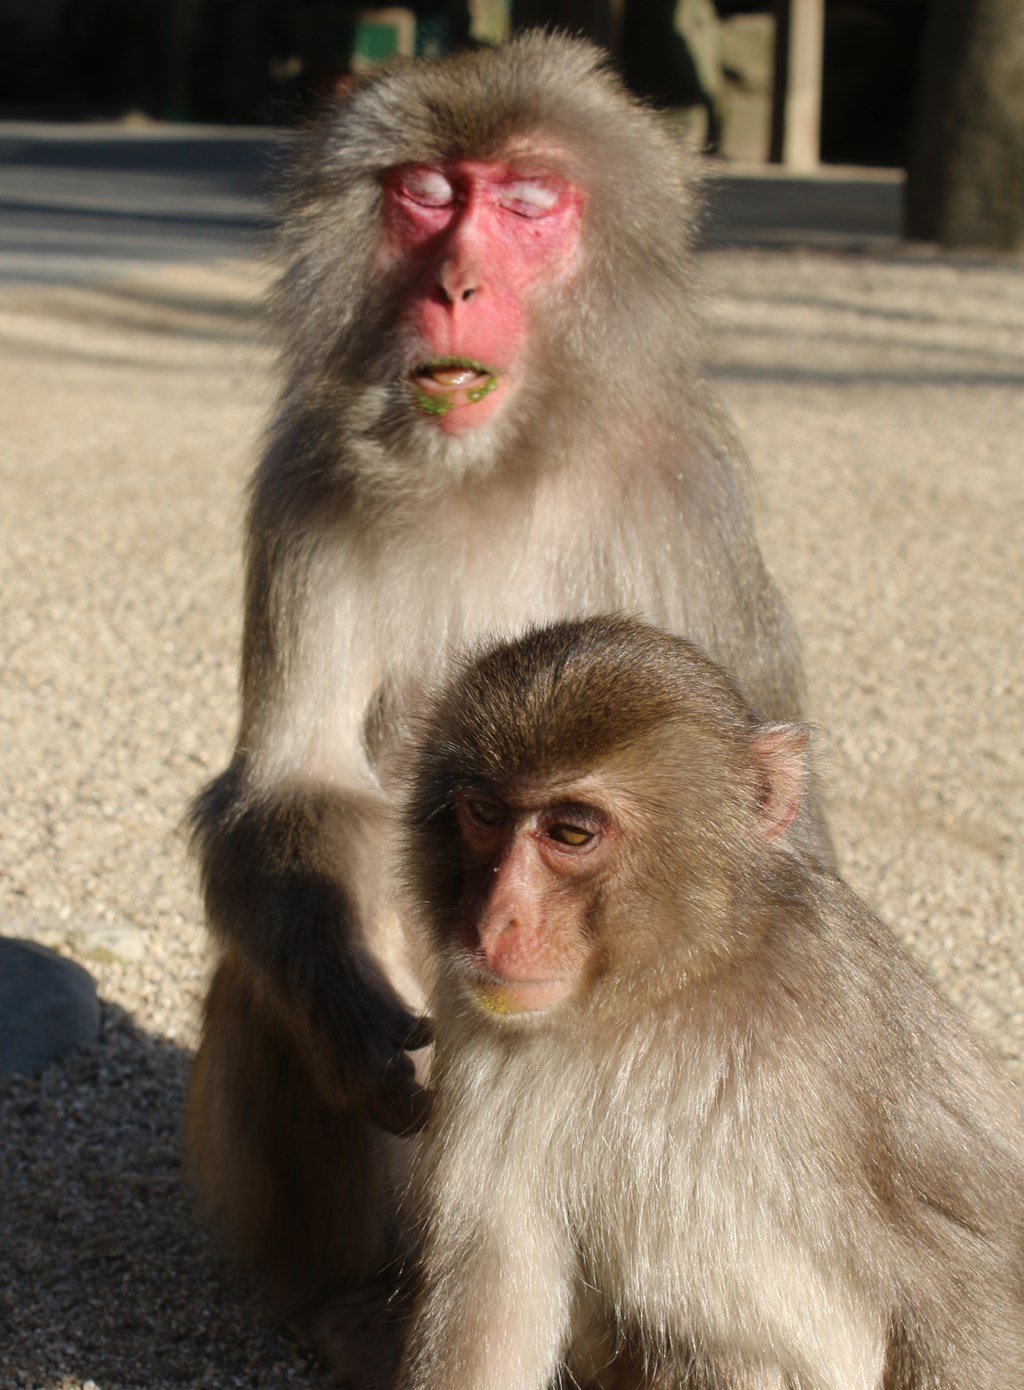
left=409, top=358, right=499, bottom=416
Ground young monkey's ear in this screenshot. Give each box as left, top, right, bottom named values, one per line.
left=751, top=724, right=809, bottom=843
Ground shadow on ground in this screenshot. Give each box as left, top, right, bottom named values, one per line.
left=0, top=1003, right=325, bottom=1389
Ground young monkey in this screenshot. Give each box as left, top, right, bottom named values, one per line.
left=399, top=616, right=1024, bottom=1390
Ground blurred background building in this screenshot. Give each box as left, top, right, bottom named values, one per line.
left=0, top=0, right=927, bottom=165
left=0, top=0, right=1018, bottom=249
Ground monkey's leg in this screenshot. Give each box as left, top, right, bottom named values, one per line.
left=400, top=1227, right=572, bottom=1390
left=188, top=954, right=413, bottom=1388
left=570, top=1335, right=794, bottom=1390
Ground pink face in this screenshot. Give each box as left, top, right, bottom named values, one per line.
left=452, top=788, right=614, bottom=1015
left=380, top=156, right=585, bottom=433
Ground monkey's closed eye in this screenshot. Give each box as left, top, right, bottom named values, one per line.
left=498, top=177, right=564, bottom=218
left=398, top=166, right=455, bottom=208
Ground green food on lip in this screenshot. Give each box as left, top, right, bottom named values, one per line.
left=411, top=384, right=456, bottom=415
left=467, top=376, right=498, bottom=403
left=407, top=358, right=499, bottom=416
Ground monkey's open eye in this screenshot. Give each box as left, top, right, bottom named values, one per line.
left=498, top=177, right=565, bottom=218
left=398, top=167, right=455, bottom=208
left=546, top=823, right=595, bottom=847
left=466, top=798, right=505, bottom=827
left=454, top=791, right=507, bottom=836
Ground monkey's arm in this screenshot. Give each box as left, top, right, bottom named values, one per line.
left=191, top=765, right=430, bottom=1135
left=190, top=472, right=433, bottom=1135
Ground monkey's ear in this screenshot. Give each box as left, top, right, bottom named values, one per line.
left=751, top=724, right=809, bottom=843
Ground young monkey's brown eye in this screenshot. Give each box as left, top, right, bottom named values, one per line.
left=547, top=824, right=594, bottom=847
left=466, top=798, right=505, bottom=827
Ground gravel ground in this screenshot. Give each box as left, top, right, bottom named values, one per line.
left=1, top=225, right=1022, bottom=1388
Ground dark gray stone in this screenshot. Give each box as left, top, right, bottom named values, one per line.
left=0, top=937, right=100, bottom=1076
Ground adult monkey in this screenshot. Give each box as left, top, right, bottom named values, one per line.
left=187, top=30, right=831, bottom=1378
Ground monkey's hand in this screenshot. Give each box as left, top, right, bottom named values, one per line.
left=305, top=951, right=434, bottom=1136
left=192, top=773, right=434, bottom=1136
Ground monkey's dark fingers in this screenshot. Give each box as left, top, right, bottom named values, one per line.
left=320, top=962, right=431, bottom=1126
left=364, top=976, right=433, bottom=1052
left=365, top=1053, right=432, bottom=1135
left=395, top=1012, right=434, bottom=1052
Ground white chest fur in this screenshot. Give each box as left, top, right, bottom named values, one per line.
left=433, top=1015, right=887, bottom=1390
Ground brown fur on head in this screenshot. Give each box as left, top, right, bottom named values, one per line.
left=405, top=616, right=808, bottom=1008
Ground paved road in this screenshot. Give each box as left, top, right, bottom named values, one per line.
left=0, top=121, right=905, bottom=285
left=0, top=123, right=277, bottom=284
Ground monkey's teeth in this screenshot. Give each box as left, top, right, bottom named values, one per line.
left=423, top=366, right=487, bottom=388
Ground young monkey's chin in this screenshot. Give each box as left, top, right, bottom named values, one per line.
left=467, top=974, right=573, bottom=1017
